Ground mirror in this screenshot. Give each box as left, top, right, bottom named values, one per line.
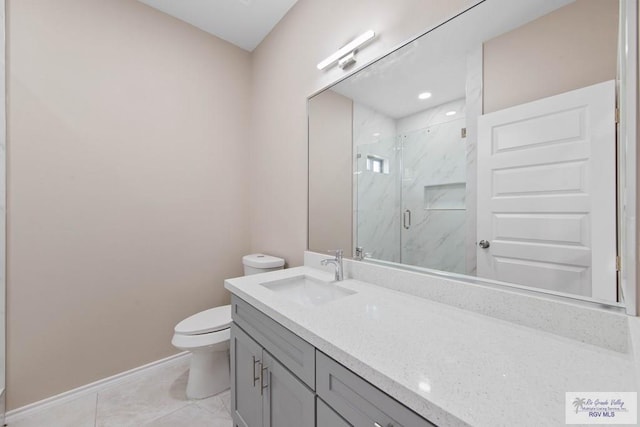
left=308, top=0, right=630, bottom=307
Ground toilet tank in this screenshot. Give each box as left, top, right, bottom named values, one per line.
left=242, top=254, right=285, bottom=276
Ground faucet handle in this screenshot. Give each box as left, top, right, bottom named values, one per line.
left=354, top=247, right=372, bottom=261
left=327, top=249, right=343, bottom=258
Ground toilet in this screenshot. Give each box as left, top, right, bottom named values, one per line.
left=171, top=253, right=285, bottom=399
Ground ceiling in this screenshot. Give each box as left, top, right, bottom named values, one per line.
left=138, top=0, right=299, bottom=51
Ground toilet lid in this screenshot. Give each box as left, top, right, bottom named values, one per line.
left=174, top=305, right=232, bottom=335
left=243, top=253, right=285, bottom=269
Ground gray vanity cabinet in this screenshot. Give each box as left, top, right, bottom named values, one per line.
left=316, top=351, right=436, bottom=427
left=231, top=324, right=314, bottom=427
left=230, top=296, right=315, bottom=427
left=230, top=324, right=262, bottom=427
left=231, top=296, right=315, bottom=388
left=316, top=397, right=352, bottom=427
left=230, top=295, right=436, bottom=427
left=262, top=351, right=315, bottom=427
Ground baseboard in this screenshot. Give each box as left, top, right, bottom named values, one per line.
left=5, top=351, right=189, bottom=423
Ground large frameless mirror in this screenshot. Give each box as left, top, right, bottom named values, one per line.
left=308, top=0, right=637, bottom=311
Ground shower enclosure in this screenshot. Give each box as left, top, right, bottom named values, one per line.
left=355, top=115, right=467, bottom=273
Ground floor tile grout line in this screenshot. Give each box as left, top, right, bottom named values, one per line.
left=192, top=390, right=232, bottom=417
left=95, top=397, right=192, bottom=427
left=219, top=391, right=232, bottom=415
left=6, top=353, right=191, bottom=424
left=9, top=357, right=200, bottom=427
left=92, top=359, right=193, bottom=427
left=141, top=401, right=195, bottom=426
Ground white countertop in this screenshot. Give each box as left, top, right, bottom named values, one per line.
left=224, top=266, right=638, bottom=427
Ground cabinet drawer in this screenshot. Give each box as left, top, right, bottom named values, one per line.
left=232, top=296, right=315, bottom=389
left=316, top=351, right=435, bottom=427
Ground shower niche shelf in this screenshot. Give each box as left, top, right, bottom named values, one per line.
left=424, top=182, right=466, bottom=211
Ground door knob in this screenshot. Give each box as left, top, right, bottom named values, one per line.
left=478, top=240, right=490, bottom=249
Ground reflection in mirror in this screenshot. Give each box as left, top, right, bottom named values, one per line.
left=308, top=0, right=626, bottom=305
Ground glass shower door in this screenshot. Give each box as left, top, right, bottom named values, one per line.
left=355, top=135, right=401, bottom=263
left=399, top=118, right=467, bottom=273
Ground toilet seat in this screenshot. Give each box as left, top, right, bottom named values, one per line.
left=171, top=253, right=284, bottom=399
left=174, top=305, right=231, bottom=336
left=172, top=328, right=230, bottom=351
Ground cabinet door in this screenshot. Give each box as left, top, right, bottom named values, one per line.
left=232, top=296, right=316, bottom=388
left=317, top=397, right=352, bottom=427
left=231, top=324, right=263, bottom=427
left=262, top=351, right=315, bottom=427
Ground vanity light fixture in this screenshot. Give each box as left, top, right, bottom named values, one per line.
left=418, top=91, right=432, bottom=100
left=338, top=51, right=356, bottom=69
left=317, top=30, right=376, bottom=71
left=445, top=111, right=457, bottom=116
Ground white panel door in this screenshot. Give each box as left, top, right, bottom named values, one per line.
left=477, top=80, right=616, bottom=302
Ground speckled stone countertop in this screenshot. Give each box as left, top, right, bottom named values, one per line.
left=225, top=266, right=638, bottom=427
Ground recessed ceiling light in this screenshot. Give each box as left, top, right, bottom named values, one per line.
left=373, top=132, right=381, bottom=137
left=445, top=111, right=456, bottom=116
left=418, top=92, right=432, bottom=100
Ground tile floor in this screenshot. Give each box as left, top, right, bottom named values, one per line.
left=8, top=356, right=233, bottom=427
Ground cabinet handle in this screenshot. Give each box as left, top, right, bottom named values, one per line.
left=260, top=365, right=268, bottom=396
left=252, top=357, right=261, bottom=387
left=374, top=423, right=393, bottom=427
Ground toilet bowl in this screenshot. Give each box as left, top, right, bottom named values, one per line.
left=172, top=253, right=285, bottom=399
left=172, top=306, right=232, bottom=399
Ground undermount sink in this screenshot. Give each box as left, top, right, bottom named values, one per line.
left=260, top=275, right=356, bottom=308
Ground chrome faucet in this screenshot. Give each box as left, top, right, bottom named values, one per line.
left=321, top=249, right=344, bottom=281
left=354, top=246, right=371, bottom=261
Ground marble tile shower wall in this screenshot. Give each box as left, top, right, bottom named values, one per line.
left=353, top=103, right=400, bottom=262
left=354, top=100, right=467, bottom=272
left=397, top=99, right=467, bottom=273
